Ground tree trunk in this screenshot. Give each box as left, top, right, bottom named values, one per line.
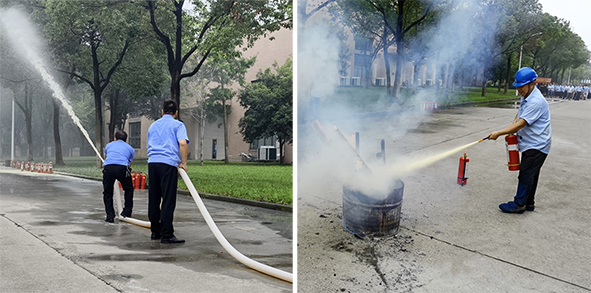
left=504, top=53, right=511, bottom=94
left=393, top=39, right=404, bottom=99
left=94, top=88, right=103, bottom=166
left=25, top=83, right=33, bottom=162
left=52, top=99, right=65, bottom=166
left=560, top=68, right=566, bottom=84
left=481, top=65, right=488, bottom=97
left=108, top=88, right=119, bottom=142
left=91, top=44, right=104, bottom=166
left=223, top=99, right=229, bottom=164
left=383, top=28, right=392, bottom=96
left=200, top=103, right=205, bottom=166
left=279, top=139, right=284, bottom=165
left=171, top=71, right=181, bottom=118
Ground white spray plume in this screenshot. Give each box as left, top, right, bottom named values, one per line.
left=0, top=8, right=104, bottom=162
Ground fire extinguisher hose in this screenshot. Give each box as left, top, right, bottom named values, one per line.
left=112, top=171, right=293, bottom=283
left=178, top=168, right=293, bottom=283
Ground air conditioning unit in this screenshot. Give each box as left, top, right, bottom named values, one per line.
left=340, top=77, right=349, bottom=86
left=375, top=78, right=385, bottom=86
left=258, top=146, right=277, bottom=161
left=351, top=77, right=361, bottom=86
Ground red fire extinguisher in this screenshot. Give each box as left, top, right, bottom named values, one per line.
left=139, top=172, right=146, bottom=189
left=457, top=150, right=469, bottom=186
left=505, top=134, right=520, bottom=171
left=132, top=172, right=139, bottom=189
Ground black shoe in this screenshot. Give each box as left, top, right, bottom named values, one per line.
left=120, top=211, right=131, bottom=218
left=105, top=218, right=114, bottom=223
left=161, top=236, right=185, bottom=244
left=525, top=204, right=535, bottom=211
left=151, top=233, right=161, bottom=240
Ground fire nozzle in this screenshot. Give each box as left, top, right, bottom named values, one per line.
left=478, top=137, right=489, bottom=143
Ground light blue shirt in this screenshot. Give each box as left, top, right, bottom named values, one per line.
left=147, top=114, right=189, bottom=167
left=104, top=140, right=135, bottom=166
left=517, top=87, right=551, bottom=154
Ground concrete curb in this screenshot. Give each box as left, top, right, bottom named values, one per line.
left=53, top=171, right=292, bottom=213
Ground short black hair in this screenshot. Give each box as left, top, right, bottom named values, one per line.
left=163, top=100, right=178, bottom=115
left=115, top=131, right=128, bottom=142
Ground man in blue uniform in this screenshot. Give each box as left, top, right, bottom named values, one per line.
left=487, top=67, right=551, bottom=213
left=147, top=100, right=189, bottom=244
left=103, top=131, right=135, bottom=222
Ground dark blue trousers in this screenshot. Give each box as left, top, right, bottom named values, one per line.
left=148, top=163, right=178, bottom=238
left=514, top=149, right=547, bottom=206
left=103, top=164, right=134, bottom=220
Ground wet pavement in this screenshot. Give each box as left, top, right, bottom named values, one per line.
left=0, top=169, right=292, bottom=292
left=298, top=98, right=591, bottom=292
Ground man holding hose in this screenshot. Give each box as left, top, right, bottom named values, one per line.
left=102, top=131, right=135, bottom=223
left=147, top=100, right=189, bottom=243
left=487, top=67, right=551, bottom=213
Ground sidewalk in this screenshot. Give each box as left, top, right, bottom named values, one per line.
left=298, top=99, right=591, bottom=292
left=0, top=169, right=292, bottom=293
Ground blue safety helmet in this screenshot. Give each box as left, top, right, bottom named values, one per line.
left=513, top=67, right=538, bottom=87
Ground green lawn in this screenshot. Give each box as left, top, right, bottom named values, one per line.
left=451, top=86, right=521, bottom=103
left=54, top=158, right=292, bottom=205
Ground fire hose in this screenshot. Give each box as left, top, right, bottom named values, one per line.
left=112, top=170, right=293, bottom=283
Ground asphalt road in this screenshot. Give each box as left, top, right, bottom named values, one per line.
left=298, top=98, right=591, bottom=292
left=0, top=169, right=292, bottom=293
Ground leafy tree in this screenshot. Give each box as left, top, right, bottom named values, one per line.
left=298, top=0, right=335, bottom=24
left=483, top=0, right=542, bottom=96
left=44, top=0, right=146, bottom=158
left=146, top=0, right=292, bottom=119
left=203, top=55, right=255, bottom=164
left=369, top=0, right=441, bottom=98
left=239, top=58, right=292, bottom=165
left=534, top=19, right=589, bottom=83
left=106, top=36, right=169, bottom=142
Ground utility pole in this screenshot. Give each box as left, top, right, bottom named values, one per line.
left=516, top=45, right=523, bottom=96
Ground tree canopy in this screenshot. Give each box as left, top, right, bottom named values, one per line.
left=239, top=58, right=292, bottom=164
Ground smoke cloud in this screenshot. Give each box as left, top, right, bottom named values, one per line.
left=298, top=0, right=502, bottom=201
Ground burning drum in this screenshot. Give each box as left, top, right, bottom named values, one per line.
left=342, top=180, right=404, bottom=237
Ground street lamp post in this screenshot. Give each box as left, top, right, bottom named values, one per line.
left=515, top=32, right=543, bottom=96
left=516, top=45, right=523, bottom=96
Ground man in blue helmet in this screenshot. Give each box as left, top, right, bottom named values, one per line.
left=486, top=67, right=551, bottom=213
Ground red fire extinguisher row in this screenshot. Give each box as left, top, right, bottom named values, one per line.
left=457, top=150, right=469, bottom=186
left=121, top=172, right=147, bottom=190
left=505, top=134, right=520, bottom=171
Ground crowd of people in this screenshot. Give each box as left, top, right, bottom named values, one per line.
left=546, top=83, right=590, bottom=100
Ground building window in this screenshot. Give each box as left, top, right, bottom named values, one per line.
left=250, top=136, right=277, bottom=150
left=354, top=36, right=372, bottom=52
left=129, top=122, right=141, bottom=149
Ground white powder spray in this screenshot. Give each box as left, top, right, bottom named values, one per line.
left=0, top=8, right=104, bottom=162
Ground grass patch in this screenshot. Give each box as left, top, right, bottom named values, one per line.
left=450, top=86, right=520, bottom=103
left=54, top=157, right=292, bottom=205
left=318, top=85, right=518, bottom=113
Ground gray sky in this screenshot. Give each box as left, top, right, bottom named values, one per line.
left=537, top=0, right=591, bottom=50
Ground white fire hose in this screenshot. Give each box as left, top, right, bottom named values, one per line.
left=112, top=169, right=293, bottom=283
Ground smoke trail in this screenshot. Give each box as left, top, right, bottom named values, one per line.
left=298, top=0, right=502, bottom=201
left=0, top=8, right=103, bottom=162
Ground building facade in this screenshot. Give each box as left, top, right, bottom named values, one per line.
left=108, top=28, right=293, bottom=164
